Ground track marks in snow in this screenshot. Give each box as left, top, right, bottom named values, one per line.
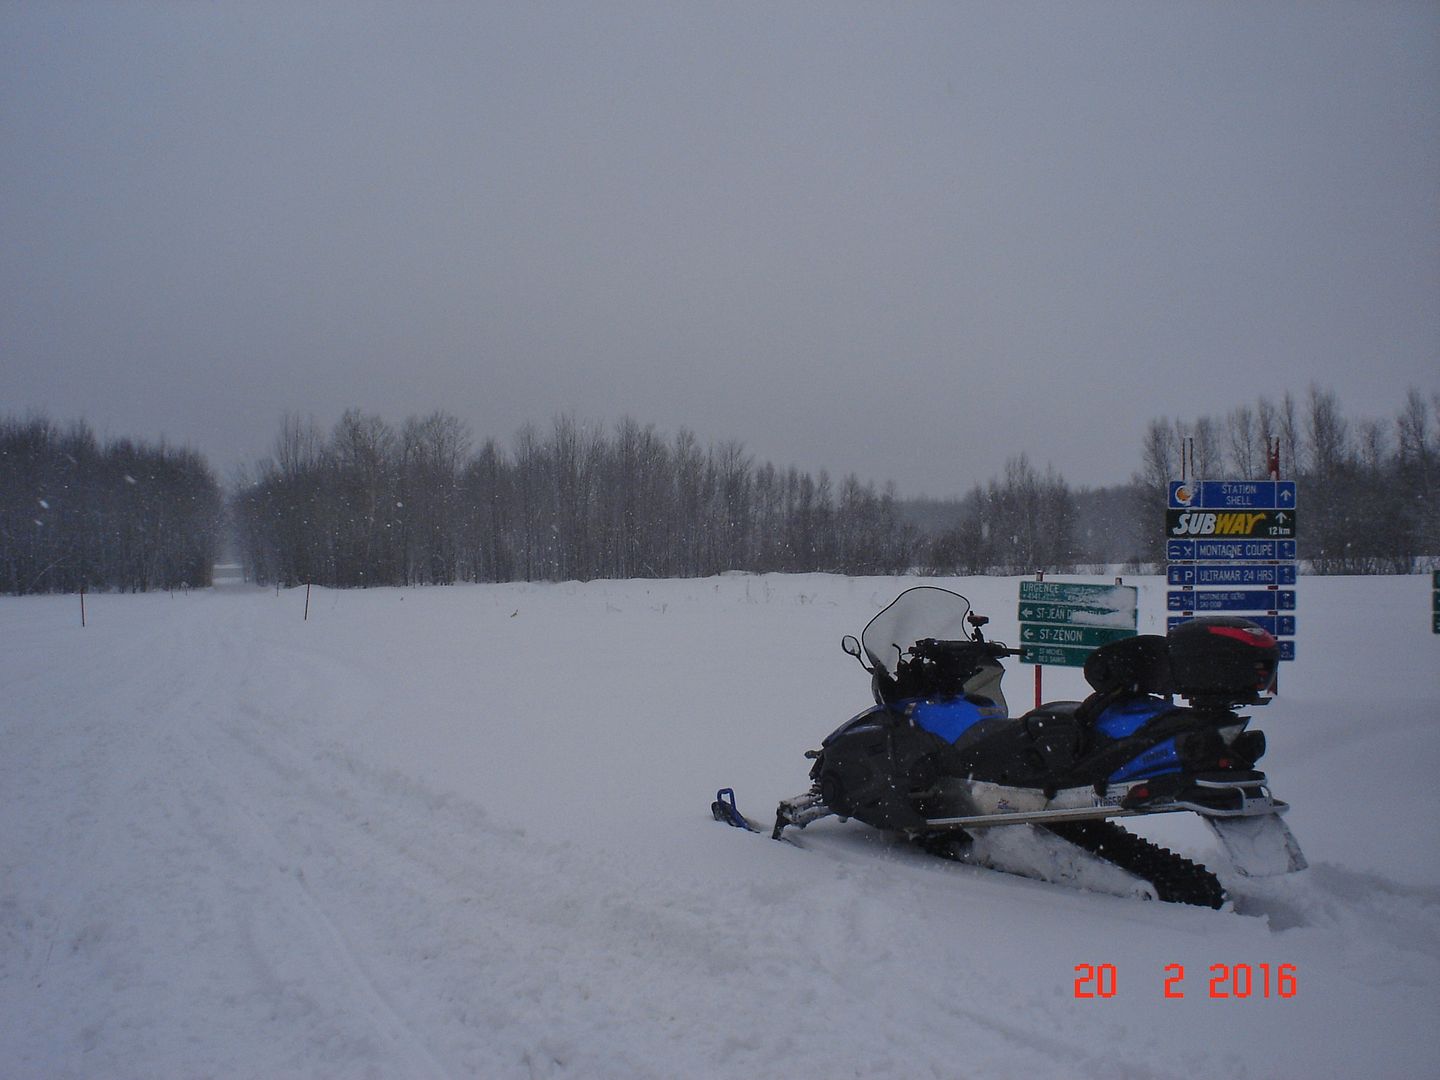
left=1231, top=862, right=1440, bottom=953
left=7, top=578, right=1440, bottom=1079
left=197, top=687, right=822, bottom=1076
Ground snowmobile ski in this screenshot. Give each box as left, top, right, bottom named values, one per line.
left=711, top=788, right=762, bottom=832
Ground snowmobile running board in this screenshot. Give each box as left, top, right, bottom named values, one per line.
left=773, top=784, right=1291, bottom=839
left=919, top=804, right=1190, bottom=830
left=921, top=792, right=1292, bottom=831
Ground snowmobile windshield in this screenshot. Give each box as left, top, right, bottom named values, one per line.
left=860, top=587, right=975, bottom=678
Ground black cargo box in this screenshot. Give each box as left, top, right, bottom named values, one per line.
left=1167, top=617, right=1278, bottom=702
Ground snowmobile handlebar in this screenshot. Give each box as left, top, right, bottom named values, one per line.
left=910, top=637, right=1021, bottom=661
left=843, top=634, right=1023, bottom=672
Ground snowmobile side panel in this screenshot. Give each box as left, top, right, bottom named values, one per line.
left=1090, top=695, right=1174, bottom=740
left=906, top=696, right=1005, bottom=743
left=818, top=705, right=886, bottom=745
left=1107, top=737, right=1184, bottom=783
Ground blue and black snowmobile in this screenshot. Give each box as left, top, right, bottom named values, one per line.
left=749, top=587, right=1306, bottom=907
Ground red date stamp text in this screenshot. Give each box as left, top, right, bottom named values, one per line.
left=1073, top=963, right=1297, bottom=999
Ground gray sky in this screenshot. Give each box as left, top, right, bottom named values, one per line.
left=3, top=2, right=1437, bottom=496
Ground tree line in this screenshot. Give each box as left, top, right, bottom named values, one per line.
left=232, top=412, right=919, bottom=587
left=1132, top=386, right=1439, bottom=573
left=4, top=386, right=1435, bottom=596
left=0, top=414, right=223, bottom=594
left=923, top=454, right=1078, bottom=575
left=914, top=385, right=1438, bottom=576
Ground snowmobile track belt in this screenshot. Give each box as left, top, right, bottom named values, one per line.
left=1042, top=820, right=1226, bottom=909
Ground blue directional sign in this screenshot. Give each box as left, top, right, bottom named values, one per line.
left=1166, top=589, right=1296, bottom=612
left=1168, top=563, right=1298, bottom=587
left=1169, top=480, right=1298, bottom=509
left=1260, top=615, right=1297, bottom=637
left=1166, top=618, right=1296, bottom=659
left=1166, top=477, right=1299, bottom=663
left=1168, top=614, right=1295, bottom=636
left=1167, top=539, right=1298, bottom=561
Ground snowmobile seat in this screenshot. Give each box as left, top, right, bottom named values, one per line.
left=1023, top=702, right=1086, bottom=771
left=1083, top=635, right=1170, bottom=696
left=1067, top=636, right=1172, bottom=731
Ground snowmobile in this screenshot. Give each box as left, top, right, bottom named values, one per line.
left=738, top=586, right=1307, bottom=908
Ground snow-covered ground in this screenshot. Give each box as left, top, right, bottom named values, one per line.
left=3, top=572, right=1437, bottom=1078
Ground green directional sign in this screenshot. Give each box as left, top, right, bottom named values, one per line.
left=1019, top=580, right=1133, bottom=607
left=1018, top=602, right=1134, bottom=625
left=1018, top=580, right=1138, bottom=667
left=1021, top=643, right=1094, bottom=669
left=1020, top=624, right=1135, bottom=648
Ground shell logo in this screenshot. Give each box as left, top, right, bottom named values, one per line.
left=1173, top=484, right=1196, bottom=506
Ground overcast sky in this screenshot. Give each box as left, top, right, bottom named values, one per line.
left=3, top=2, right=1437, bottom=496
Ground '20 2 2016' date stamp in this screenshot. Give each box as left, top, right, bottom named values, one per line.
left=1074, top=963, right=1298, bottom=999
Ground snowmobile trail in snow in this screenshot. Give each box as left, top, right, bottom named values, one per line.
left=3, top=577, right=1439, bottom=1079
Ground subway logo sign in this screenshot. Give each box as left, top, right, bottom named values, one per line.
left=1166, top=509, right=1297, bottom=539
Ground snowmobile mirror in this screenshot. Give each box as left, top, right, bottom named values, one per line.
left=841, top=635, right=864, bottom=660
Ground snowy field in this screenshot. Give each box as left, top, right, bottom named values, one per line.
left=3, top=572, right=1438, bottom=1079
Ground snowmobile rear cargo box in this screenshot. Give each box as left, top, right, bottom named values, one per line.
left=1167, top=617, right=1278, bottom=702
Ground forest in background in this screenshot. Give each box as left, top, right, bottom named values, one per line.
left=232, top=412, right=917, bottom=587
left=919, top=386, right=1439, bottom=576
left=0, top=415, right=221, bottom=594
left=2, top=385, right=1436, bottom=594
